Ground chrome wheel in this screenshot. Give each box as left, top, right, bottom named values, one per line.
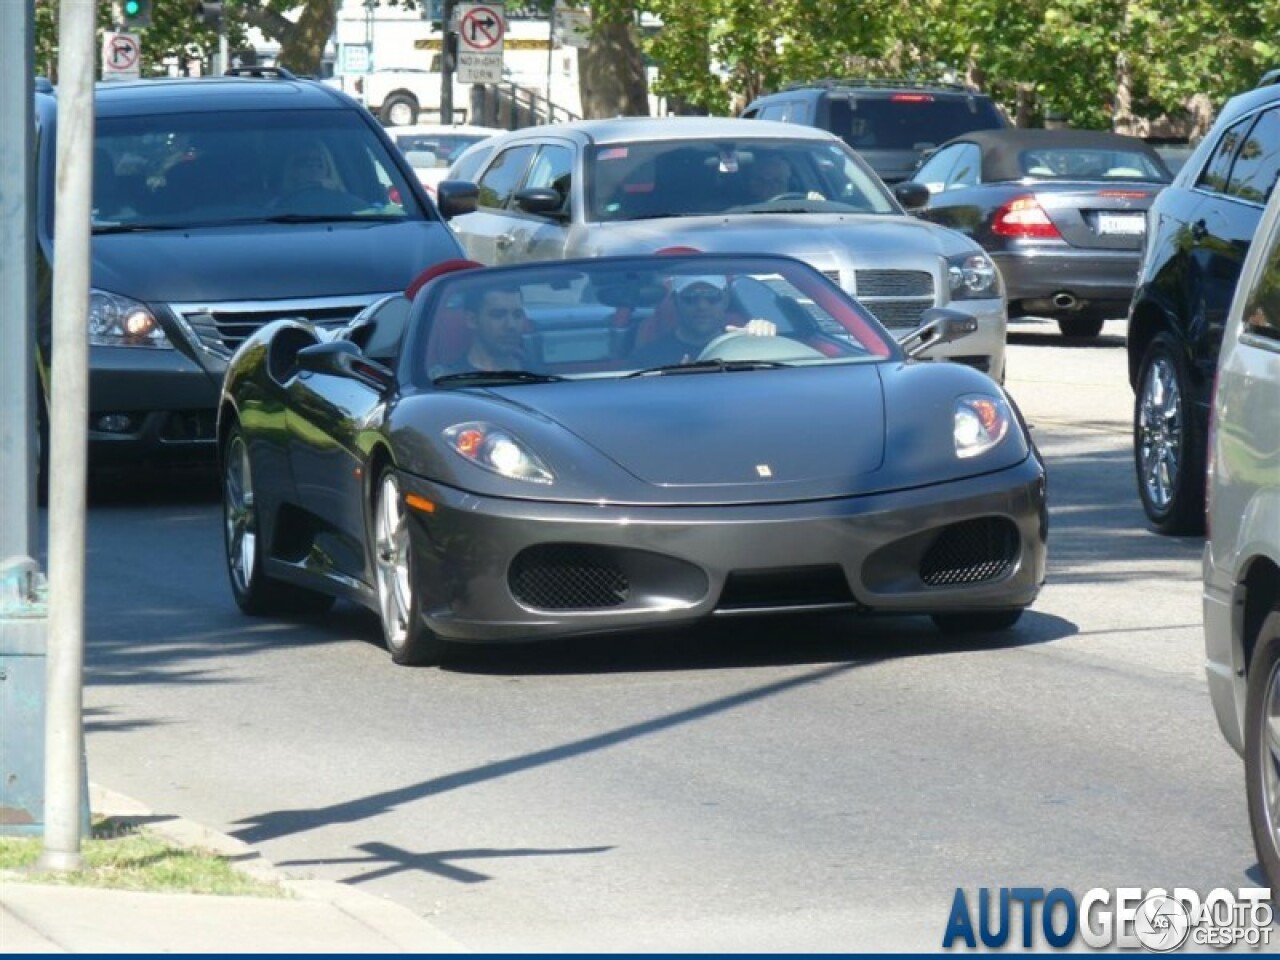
left=1260, top=660, right=1280, bottom=860
left=1136, top=352, right=1181, bottom=514
left=224, top=432, right=256, bottom=595
left=374, top=472, right=413, bottom=653
left=387, top=101, right=415, bottom=126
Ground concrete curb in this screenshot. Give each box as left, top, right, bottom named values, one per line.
left=88, top=783, right=466, bottom=953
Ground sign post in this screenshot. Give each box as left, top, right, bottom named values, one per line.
left=100, top=31, right=140, bottom=82
left=456, top=2, right=504, bottom=85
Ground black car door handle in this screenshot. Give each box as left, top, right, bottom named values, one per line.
left=1190, top=219, right=1208, bottom=241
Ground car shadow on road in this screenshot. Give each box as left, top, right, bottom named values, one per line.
left=1006, top=327, right=1126, bottom=350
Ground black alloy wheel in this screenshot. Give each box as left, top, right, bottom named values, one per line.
left=1133, top=332, right=1206, bottom=535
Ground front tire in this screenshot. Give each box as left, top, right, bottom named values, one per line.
left=373, top=466, right=446, bottom=666
left=222, top=425, right=334, bottom=616
left=932, top=609, right=1023, bottom=635
left=1245, top=610, right=1280, bottom=892
left=380, top=94, right=418, bottom=127
left=1134, top=332, right=1206, bottom=535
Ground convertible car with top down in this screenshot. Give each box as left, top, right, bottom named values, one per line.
left=218, top=252, right=1048, bottom=666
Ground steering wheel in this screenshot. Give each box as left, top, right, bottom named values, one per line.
left=272, top=185, right=366, bottom=215
left=695, top=331, right=825, bottom=363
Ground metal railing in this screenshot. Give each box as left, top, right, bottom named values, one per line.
left=470, top=80, right=581, bottom=130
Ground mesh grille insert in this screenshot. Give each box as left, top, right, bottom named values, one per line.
left=920, top=517, right=1019, bottom=586
left=510, top=544, right=629, bottom=610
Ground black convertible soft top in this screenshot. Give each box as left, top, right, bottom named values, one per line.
left=938, top=128, right=1171, bottom=182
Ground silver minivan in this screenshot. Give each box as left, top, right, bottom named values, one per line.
left=1203, top=182, right=1280, bottom=890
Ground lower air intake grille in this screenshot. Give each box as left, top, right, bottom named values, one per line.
left=920, top=517, right=1019, bottom=586
left=717, top=565, right=855, bottom=610
left=510, top=544, right=629, bottom=610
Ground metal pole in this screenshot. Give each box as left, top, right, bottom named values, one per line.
left=218, top=20, right=229, bottom=75
left=441, top=0, right=454, bottom=125
left=38, top=0, right=95, bottom=872
left=0, top=0, right=37, bottom=564
left=545, top=7, right=553, bottom=124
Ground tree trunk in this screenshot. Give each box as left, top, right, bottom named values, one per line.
left=578, top=14, right=649, bottom=119
left=240, top=0, right=337, bottom=77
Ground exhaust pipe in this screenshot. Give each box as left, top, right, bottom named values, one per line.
left=1052, top=291, right=1078, bottom=310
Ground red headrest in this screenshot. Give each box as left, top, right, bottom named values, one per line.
left=406, top=258, right=484, bottom=300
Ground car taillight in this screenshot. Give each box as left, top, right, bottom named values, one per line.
left=890, top=93, right=934, bottom=102
left=992, top=195, right=1062, bottom=239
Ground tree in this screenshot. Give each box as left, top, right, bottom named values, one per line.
left=238, top=0, right=338, bottom=75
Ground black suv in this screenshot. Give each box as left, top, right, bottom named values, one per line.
left=1127, top=75, right=1280, bottom=535
left=741, top=79, right=1010, bottom=184
left=33, top=69, right=475, bottom=475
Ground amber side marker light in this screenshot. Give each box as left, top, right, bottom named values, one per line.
left=405, top=493, right=436, bottom=514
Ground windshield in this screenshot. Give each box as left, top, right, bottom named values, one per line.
left=408, top=255, right=897, bottom=387
left=586, top=139, right=898, bottom=221
left=395, top=132, right=494, bottom=172
left=92, top=110, right=425, bottom=229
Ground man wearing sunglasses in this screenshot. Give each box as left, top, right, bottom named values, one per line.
left=630, top=275, right=777, bottom=368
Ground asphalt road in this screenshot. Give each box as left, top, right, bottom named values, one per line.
left=69, top=316, right=1260, bottom=951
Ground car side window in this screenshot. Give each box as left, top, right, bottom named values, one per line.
left=914, top=146, right=961, bottom=192
left=759, top=102, right=799, bottom=122
left=477, top=144, right=536, bottom=209
left=948, top=143, right=982, bottom=188
left=523, top=144, right=574, bottom=211
left=1197, top=116, right=1254, bottom=196
left=1241, top=214, right=1280, bottom=341
left=1225, top=108, right=1280, bottom=206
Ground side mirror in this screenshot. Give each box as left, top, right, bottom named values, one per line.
left=893, top=180, right=931, bottom=212
left=898, top=308, right=978, bottom=359
left=513, top=187, right=565, bottom=217
left=297, top=340, right=394, bottom=391
left=435, top=180, right=479, bottom=219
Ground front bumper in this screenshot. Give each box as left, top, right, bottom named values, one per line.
left=86, top=344, right=222, bottom=465
left=400, top=455, right=1048, bottom=642
left=993, top=249, right=1141, bottom=309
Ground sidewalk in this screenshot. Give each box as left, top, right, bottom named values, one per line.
left=0, top=785, right=465, bottom=954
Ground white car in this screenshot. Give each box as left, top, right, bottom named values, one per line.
left=390, top=124, right=502, bottom=197
left=1203, top=181, right=1280, bottom=890
left=445, top=117, right=1009, bottom=381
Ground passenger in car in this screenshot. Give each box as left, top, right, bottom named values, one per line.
left=629, top=275, right=777, bottom=367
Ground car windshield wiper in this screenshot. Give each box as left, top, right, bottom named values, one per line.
left=626, top=359, right=788, bottom=378
left=615, top=211, right=694, bottom=221
left=434, top=369, right=566, bottom=386
left=92, top=222, right=192, bottom=234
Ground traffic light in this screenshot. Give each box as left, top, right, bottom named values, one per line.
left=119, top=0, right=152, bottom=29
left=194, top=1, right=224, bottom=29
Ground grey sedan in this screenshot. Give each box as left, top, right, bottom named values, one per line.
left=444, top=117, right=1009, bottom=382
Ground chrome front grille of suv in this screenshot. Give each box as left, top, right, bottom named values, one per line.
left=854, top=269, right=935, bottom=329
left=169, top=294, right=387, bottom=358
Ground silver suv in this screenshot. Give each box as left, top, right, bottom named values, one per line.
left=1203, top=180, right=1280, bottom=890
left=445, top=117, right=1008, bottom=380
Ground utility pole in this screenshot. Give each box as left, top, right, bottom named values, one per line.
left=440, top=0, right=456, bottom=125
left=38, top=0, right=96, bottom=871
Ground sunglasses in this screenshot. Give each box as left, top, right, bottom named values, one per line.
left=679, top=289, right=725, bottom=305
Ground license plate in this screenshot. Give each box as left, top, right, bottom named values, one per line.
left=1096, top=212, right=1145, bottom=235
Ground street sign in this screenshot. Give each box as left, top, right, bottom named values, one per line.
left=456, top=3, right=504, bottom=84
left=553, top=6, right=592, bottom=48
left=101, top=31, right=141, bottom=82
left=340, top=43, right=371, bottom=75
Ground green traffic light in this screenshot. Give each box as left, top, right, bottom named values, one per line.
left=123, top=0, right=140, bottom=13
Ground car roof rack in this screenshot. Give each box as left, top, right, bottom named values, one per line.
left=779, top=77, right=981, bottom=94
left=223, top=65, right=298, bottom=80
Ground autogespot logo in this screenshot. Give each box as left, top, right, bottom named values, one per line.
left=941, top=886, right=1273, bottom=951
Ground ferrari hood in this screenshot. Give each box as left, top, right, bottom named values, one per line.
left=493, top=365, right=887, bottom=500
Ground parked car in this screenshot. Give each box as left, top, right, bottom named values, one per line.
left=741, top=79, right=1010, bottom=184
left=218, top=252, right=1047, bottom=665
left=911, top=128, right=1172, bottom=338
left=1202, top=181, right=1280, bottom=890
left=32, top=68, right=477, bottom=478
left=1126, top=79, right=1280, bottom=534
left=445, top=117, right=1010, bottom=381
left=389, top=123, right=502, bottom=196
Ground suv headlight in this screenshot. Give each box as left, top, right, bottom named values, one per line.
left=89, top=289, right=170, bottom=348
left=947, top=252, right=1000, bottom=301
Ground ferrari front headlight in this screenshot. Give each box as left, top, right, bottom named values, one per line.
left=89, top=289, right=170, bottom=348
left=954, top=393, right=1010, bottom=458
left=444, top=421, right=554, bottom=484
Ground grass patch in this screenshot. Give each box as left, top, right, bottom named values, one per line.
left=0, top=818, right=287, bottom=897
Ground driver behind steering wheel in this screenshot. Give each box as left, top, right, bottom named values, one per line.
left=629, top=275, right=777, bottom=367
left=745, top=151, right=825, bottom=204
